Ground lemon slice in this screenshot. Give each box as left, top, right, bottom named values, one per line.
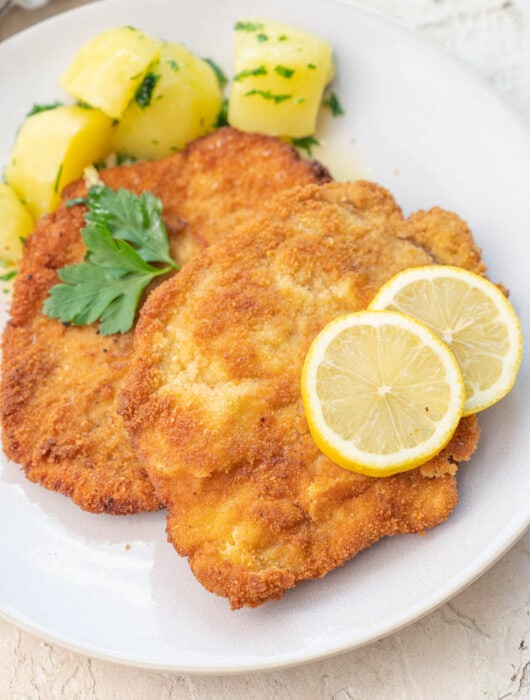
left=369, top=266, right=523, bottom=415
left=301, top=311, right=465, bottom=476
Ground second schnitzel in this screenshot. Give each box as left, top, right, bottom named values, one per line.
left=120, top=181, right=484, bottom=607
left=0, top=128, right=330, bottom=514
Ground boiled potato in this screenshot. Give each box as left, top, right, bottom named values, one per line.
left=0, top=184, right=35, bottom=264
left=5, top=105, right=112, bottom=218
left=60, top=26, right=161, bottom=119
left=228, top=19, right=334, bottom=137
left=110, top=42, right=223, bottom=160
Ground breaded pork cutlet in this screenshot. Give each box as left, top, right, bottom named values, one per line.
left=0, top=128, right=330, bottom=515
left=120, top=181, right=484, bottom=607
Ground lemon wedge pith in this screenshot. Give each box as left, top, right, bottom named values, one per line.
left=301, top=311, right=465, bottom=477
left=369, top=266, right=523, bottom=415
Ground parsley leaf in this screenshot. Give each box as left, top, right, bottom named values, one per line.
left=234, top=21, right=264, bottom=31
left=53, top=163, right=64, bottom=194
left=274, top=65, right=294, bottom=79
left=135, top=72, right=160, bottom=108
left=26, top=101, right=62, bottom=118
left=0, top=270, right=17, bottom=282
left=203, top=58, right=228, bottom=87
left=43, top=186, right=179, bottom=335
left=82, top=186, right=175, bottom=266
left=215, top=98, right=229, bottom=127
left=323, top=91, right=344, bottom=117
left=291, top=135, right=320, bottom=157
left=244, top=89, right=291, bottom=104
left=234, top=65, right=268, bottom=81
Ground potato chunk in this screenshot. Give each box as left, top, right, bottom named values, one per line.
left=110, top=42, right=223, bottom=160
left=5, top=105, right=112, bottom=218
left=59, top=27, right=161, bottom=119
left=0, top=184, right=34, bottom=264
left=228, top=19, right=334, bottom=137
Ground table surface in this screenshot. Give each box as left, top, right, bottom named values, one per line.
left=1, top=1, right=529, bottom=698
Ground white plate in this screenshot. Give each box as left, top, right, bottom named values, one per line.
left=1, top=0, right=529, bottom=674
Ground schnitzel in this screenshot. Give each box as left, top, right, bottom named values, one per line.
left=121, top=181, right=484, bottom=606
left=120, top=181, right=483, bottom=607
left=0, top=128, right=330, bottom=514
left=1, top=128, right=330, bottom=514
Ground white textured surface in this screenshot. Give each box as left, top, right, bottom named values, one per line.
left=1, top=1, right=529, bottom=697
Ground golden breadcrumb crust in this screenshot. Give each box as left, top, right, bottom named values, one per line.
left=1, top=128, right=329, bottom=514
left=120, top=181, right=484, bottom=606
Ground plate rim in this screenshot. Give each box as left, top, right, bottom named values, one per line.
left=0, top=0, right=529, bottom=674
left=1, top=515, right=529, bottom=674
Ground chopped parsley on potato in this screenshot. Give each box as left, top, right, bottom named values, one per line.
left=228, top=19, right=334, bottom=137
left=59, top=26, right=161, bottom=119
left=110, top=42, right=223, bottom=160
left=5, top=105, right=112, bottom=218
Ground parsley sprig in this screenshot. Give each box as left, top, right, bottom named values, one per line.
left=43, top=185, right=179, bottom=335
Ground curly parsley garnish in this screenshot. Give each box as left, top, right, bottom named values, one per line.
left=43, top=186, right=179, bottom=335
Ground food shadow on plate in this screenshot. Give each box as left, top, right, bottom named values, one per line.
left=0, top=452, right=166, bottom=544
left=157, top=510, right=440, bottom=634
